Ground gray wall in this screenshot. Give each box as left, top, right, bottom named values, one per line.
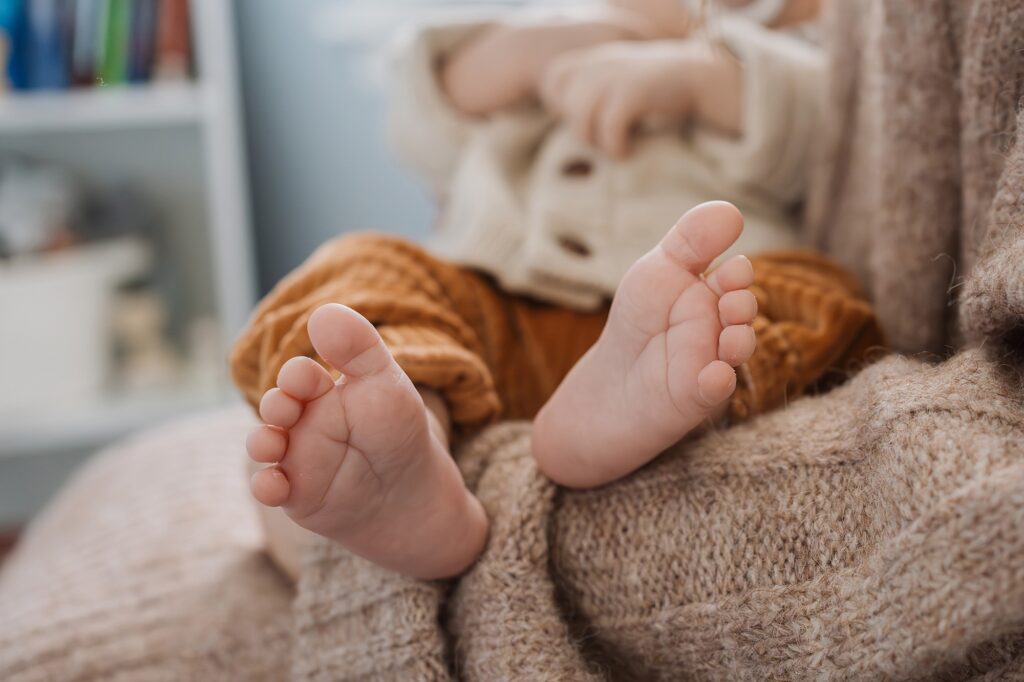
left=234, top=0, right=435, bottom=293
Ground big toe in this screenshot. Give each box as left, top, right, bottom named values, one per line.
left=660, top=201, right=744, bottom=276
left=308, top=304, right=393, bottom=379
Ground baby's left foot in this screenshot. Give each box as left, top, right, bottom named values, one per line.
left=532, top=202, right=757, bottom=488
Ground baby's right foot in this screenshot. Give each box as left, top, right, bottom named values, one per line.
left=533, top=202, right=758, bottom=488
left=246, top=304, right=487, bottom=580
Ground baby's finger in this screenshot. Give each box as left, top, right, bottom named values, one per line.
left=565, top=79, right=606, bottom=147
left=597, top=90, right=639, bottom=158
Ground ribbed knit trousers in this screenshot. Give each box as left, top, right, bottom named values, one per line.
left=231, top=233, right=883, bottom=435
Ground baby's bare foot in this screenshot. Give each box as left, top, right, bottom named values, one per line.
left=246, top=304, right=487, bottom=579
left=533, top=202, right=757, bottom=488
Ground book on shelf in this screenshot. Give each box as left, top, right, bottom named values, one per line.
left=0, top=0, right=193, bottom=93
left=26, top=0, right=68, bottom=89
left=127, top=0, right=157, bottom=83
left=70, top=0, right=98, bottom=84
left=153, top=0, right=188, bottom=80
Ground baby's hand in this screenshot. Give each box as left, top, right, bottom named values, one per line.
left=441, top=11, right=661, bottom=117
left=539, top=40, right=740, bottom=158
left=608, top=0, right=695, bottom=38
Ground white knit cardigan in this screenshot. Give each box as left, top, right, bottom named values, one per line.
left=387, top=12, right=824, bottom=308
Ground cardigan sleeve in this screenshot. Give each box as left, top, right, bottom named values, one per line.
left=693, top=18, right=826, bottom=206
left=385, top=18, right=494, bottom=196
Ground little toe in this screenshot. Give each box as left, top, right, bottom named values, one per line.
left=259, top=388, right=303, bottom=429
left=660, top=201, right=745, bottom=276
left=246, top=425, right=288, bottom=463
left=308, top=303, right=394, bottom=379
left=705, top=255, right=754, bottom=297
left=251, top=466, right=291, bottom=507
left=719, top=325, right=757, bottom=366
left=277, top=356, right=336, bottom=402
left=719, top=289, right=758, bottom=326
left=696, top=361, right=738, bottom=408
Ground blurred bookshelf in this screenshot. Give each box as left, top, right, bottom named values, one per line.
left=0, top=0, right=255, bottom=520
left=0, top=81, right=202, bottom=134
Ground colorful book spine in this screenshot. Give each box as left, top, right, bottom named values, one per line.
left=26, top=0, right=70, bottom=89
left=0, top=0, right=28, bottom=90
left=96, top=0, right=129, bottom=87
left=70, top=0, right=101, bottom=85
left=127, top=0, right=158, bottom=83
left=154, top=0, right=190, bottom=80
left=0, top=0, right=193, bottom=92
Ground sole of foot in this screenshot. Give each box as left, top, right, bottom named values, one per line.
left=247, top=303, right=487, bottom=579
left=532, top=201, right=758, bottom=488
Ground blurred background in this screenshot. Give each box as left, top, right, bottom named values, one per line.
left=0, top=0, right=522, bottom=546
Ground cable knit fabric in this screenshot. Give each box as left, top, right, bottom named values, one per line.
left=292, top=350, right=1024, bottom=681
left=1, top=1, right=1023, bottom=680
left=0, top=409, right=292, bottom=682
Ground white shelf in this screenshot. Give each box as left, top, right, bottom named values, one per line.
left=0, top=83, right=204, bottom=135
left=0, top=384, right=235, bottom=459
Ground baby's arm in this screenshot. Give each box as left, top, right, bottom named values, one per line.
left=440, top=11, right=663, bottom=117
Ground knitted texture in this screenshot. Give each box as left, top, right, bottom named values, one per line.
left=0, top=409, right=292, bottom=682
left=230, top=233, right=881, bottom=432
left=2, top=355, right=1021, bottom=681
left=731, top=249, right=882, bottom=420
left=229, top=232, right=607, bottom=431
left=293, top=351, right=1024, bottom=681
left=804, top=0, right=1024, bottom=354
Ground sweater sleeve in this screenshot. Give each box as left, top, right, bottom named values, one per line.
left=386, top=18, right=494, bottom=196
left=693, top=18, right=826, bottom=205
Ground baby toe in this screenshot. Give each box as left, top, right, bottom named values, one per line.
left=659, top=202, right=744, bottom=277
left=719, top=289, right=758, bottom=326
left=246, top=425, right=288, bottom=463
left=696, top=360, right=738, bottom=407
left=705, top=255, right=754, bottom=296
left=251, top=466, right=291, bottom=507
left=277, top=356, right=335, bottom=402
left=719, top=324, right=757, bottom=366
left=259, top=388, right=303, bottom=429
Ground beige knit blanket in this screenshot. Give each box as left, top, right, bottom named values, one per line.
left=2, top=350, right=1021, bottom=681
left=288, top=349, right=1024, bottom=681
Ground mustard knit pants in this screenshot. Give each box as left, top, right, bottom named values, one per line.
left=231, top=234, right=883, bottom=435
